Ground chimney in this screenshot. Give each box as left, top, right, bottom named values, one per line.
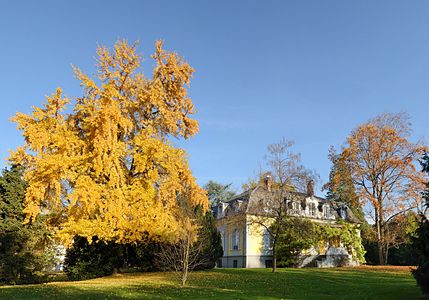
left=307, top=180, right=314, bottom=197
left=264, top=174, right=272, bottom=192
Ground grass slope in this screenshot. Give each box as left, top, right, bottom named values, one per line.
left=0, top=266, right=420, bottom=300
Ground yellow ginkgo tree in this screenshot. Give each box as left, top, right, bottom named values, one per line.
left=10, top=40, right=207, bottom=245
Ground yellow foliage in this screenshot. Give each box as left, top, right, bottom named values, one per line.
left=10, top=40, right=207, bottom=245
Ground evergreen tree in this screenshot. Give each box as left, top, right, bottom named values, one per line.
left=194, top=212, right=223, bottom=269
left=412, top=153, right=429, bottom=294
left=0, top=166, right=51, bottom=284
left=324, top=146, right=364, bottom=221
left=203, top=181, right=236, bottom=205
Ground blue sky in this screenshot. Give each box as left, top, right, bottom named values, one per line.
left=1, top=1, right=428, bottom=194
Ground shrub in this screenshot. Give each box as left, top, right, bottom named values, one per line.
left=412, top=215, right=429, bottom=295
left=64, top=236, right=124, bottom=280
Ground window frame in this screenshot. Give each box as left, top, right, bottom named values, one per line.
left=231, top=228, right=240, bottom=250
left=308, top=202, right=316, bottom=216
left=323, top=205, right=331, bottom=219
left=292, top=201, right=300, bottom=215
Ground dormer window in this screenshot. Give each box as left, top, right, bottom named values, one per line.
left=234, top=201, right=242, bottom=212
left=218, top=204, right=223, bottom=216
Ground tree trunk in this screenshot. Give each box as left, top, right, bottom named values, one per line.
left=272, top=242, right=277, bottom=273
left=181, top=267, right=188, bottom=286
left=181, top=237, right=190, bottom=286
left=377, top=242, right=384, bottom=265
left=384, top=244, right=389, bottom=265
left=376, top=209, right=384, bottom=265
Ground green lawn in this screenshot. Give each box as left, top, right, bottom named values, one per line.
left=0, top=267, right=421, bottom=299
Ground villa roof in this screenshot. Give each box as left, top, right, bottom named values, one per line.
left=219, top=184, right=361, bottom=224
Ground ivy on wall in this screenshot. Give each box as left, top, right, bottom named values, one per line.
left=274, top=217, right=366, bottom=267
left=316, top=222, right=366, bottom=264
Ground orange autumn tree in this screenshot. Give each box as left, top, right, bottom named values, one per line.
left=10, top=40, right=207, bottom=245
left=337, top=113, right=427, bottom=264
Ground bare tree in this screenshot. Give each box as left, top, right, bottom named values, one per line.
left=156, top=218, right=203, bottom=286
left=247, top=138, right=318, bottom=272
left=266, top=138, right=318, bottom=193
left=156, top=191, right=221, bottom=286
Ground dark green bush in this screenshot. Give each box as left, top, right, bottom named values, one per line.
left=276, top=218, right=318, bottom=267
left=64, top=236, right=125, bottom=280
left=64, top=213, right=222, bottom=280
left=412, top=215, right=429, bottom=295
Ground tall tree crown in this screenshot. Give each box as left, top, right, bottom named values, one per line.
left=342, top=112, right=426, bottom=218
left=338, top=112, right=427, bottom=264
left=10, top=40, right=207, bottom=244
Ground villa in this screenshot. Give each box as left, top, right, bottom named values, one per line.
left=213, top=176, right=361, bottom=268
